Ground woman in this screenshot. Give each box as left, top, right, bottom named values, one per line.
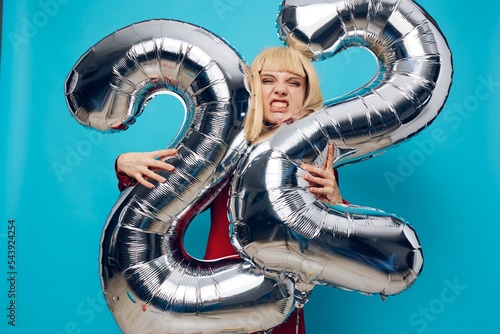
left=115, top=47, right=344, bottom=333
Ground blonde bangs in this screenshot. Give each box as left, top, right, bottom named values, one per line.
left=254, top=48, right=307, bottom=78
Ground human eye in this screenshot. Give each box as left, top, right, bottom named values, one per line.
left=261, top=77, right=274, bottom=84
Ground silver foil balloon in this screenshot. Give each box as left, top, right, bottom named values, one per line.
left=65, top=20, right=295, bottom=333
left=230, top=0, right=452, bottom=302
left=276, top=0, right=453, bottom=165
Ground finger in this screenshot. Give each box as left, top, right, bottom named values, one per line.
left=308, top=185, right=333, bottom=195
left=142, top=168, right=167, bottom=184
left=304, top=173, right=334, bottom=187
left=150, top=160, right=176, bottom=172
left=302, top=164, right=329, bottom=177
left=149, top=148, right=178, bottom=158
left=135, top=175, right=155, bottom=189
left=323, top=143, right=335, bottom=170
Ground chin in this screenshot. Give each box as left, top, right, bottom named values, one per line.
left=268, top=118, right=283, bottom=125
left=267, top=114, right=287, bottom=124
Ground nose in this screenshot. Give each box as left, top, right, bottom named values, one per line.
left=273, top=83, right=288, bottom=96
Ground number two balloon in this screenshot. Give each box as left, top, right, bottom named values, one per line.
left=64, top=0, right=452, bottom=333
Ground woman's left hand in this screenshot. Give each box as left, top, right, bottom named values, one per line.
left=301, top=143, right=343, bottom=205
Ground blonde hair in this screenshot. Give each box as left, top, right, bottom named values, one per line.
left=244, top=47, right=323, bottom=143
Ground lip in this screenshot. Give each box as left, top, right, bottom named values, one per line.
left=270, top=99, right=289, bottom=112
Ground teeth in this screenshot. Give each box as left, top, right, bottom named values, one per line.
left=271, top=101, right=288, bottom=108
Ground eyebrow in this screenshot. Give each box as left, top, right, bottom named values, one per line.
left=259, top=73, right=305, bottom=81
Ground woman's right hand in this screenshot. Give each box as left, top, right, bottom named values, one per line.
left=116, top=148, right=178, bottom=189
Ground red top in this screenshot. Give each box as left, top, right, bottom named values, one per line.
left=115, top=164, right=347, bottom=333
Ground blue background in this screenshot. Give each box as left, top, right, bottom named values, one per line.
left=1, top=0, right=499, bottom=333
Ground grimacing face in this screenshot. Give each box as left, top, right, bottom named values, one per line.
left=260, top=71, right=308, bottom=125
